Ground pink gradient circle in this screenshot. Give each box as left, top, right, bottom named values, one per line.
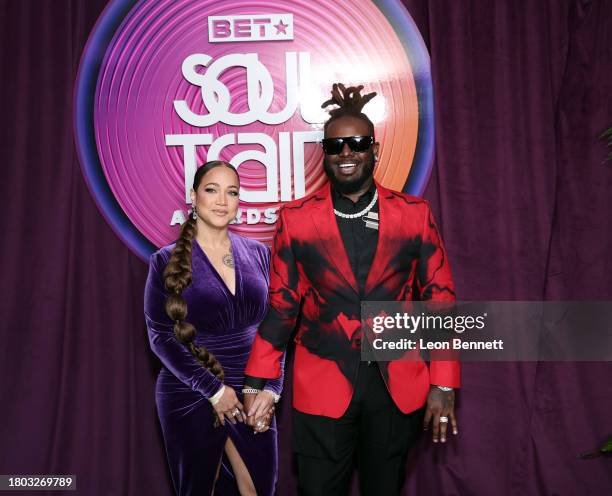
left=81, top=0, right=432, bottom=254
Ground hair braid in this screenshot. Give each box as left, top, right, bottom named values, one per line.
left=163, top=217, right=225, bottom=383
left=321, top=82, right=377, bottom=134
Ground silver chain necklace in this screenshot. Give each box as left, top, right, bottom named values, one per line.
left=333, top=189, right=378, bottom=219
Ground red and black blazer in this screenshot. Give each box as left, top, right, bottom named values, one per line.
left=245, top=181, right=460, bottom=418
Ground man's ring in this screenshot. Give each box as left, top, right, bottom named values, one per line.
left=232, top=408, right=240, bottom=417
left=439, top=416, right=449, bottom=423
left=256, top=420, right=265, bottom=429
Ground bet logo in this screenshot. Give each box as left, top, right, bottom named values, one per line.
left=209, top=13, right=294, bottom=42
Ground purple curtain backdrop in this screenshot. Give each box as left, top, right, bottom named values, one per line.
left=1, top=0, right=611, bottom=494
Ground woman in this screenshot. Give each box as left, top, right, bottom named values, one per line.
left=144, top=161, right=281, bottom=495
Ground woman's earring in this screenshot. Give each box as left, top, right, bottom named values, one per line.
left=192, top=206, right=198, bottom=220
left=374, top=155, right=379, bottom=162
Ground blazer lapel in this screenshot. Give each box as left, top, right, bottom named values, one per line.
left=310, top=184, right=359, bottom=295
left=364, top=183, right=402, bottom=295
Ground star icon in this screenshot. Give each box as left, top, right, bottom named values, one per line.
left=274, top=20, right=289, bottom=35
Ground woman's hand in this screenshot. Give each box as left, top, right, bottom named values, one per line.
left=252, top=407, right=275, bottom=434
left=212, top=386, right=245, bottom=426
left=244, top=390, right=276, bottom=433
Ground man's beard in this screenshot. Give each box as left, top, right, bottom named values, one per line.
left=323, top=157, right=375, bottom=194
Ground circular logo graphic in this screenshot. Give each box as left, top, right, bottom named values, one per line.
left=75, top=0, right=434, bottom=260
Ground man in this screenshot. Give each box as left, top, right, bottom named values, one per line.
left=243, top=83, right=459, bottom=495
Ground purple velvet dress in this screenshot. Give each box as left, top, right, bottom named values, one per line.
left=144, top=232, right=282, bottom=495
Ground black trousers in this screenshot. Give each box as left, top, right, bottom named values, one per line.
left=293, top=361, right=425, bottom=496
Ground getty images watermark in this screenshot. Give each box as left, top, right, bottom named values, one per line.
left=361, top=301, right=612, bottom=362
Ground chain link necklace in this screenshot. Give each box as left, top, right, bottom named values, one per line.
left=333, top=189, right=378, bottom=219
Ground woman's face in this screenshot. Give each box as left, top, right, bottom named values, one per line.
left=190, top=166, right=239, bottom=229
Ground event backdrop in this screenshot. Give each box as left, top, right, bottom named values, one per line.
left=1, top=0, right=611, bottom=495
left=75, top=0, right=435, bottom=258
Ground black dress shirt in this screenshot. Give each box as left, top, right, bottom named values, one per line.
left=331, top=182, right=379, bottom=296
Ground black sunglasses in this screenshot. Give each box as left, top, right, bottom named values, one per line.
left=321, top=136, right=374, bottom=155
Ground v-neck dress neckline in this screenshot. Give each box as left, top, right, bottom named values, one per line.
left=194, top=232, right=239, bottom=297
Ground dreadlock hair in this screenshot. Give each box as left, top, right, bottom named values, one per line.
left=321, top=83, right=377, bottom=136
left=163, top=160, right=239, bottom=384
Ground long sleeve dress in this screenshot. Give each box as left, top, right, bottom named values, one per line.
left=144, top=232, right=283, bottom=496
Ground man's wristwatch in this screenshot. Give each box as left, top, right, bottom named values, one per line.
left=241, top=387, right=281, bottom=404
left=241, top=387, right=260, bottom=395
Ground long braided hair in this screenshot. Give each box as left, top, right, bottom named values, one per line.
left=321, top=82, right=377, bottom=134
left=163, top=160, right=239, bottom=382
